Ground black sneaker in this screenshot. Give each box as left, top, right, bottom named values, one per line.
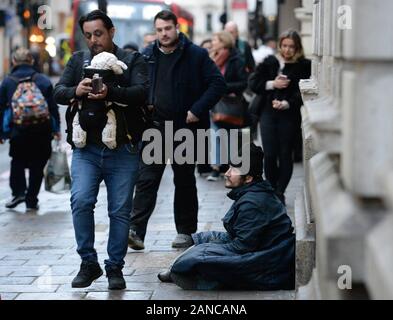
left=71, top=261, right=103, bottom=288
left=106, top=266, right=126, bottom=290
left=5, top=195, right=25, bottom=209
left=170, top=272, right=199, bottom=290
left=128, top=229, right=145, bottom=250
left=26, top=204, right=39, bottom=213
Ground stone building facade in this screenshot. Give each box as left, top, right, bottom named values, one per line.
left=295, top=0, right=393, bottom=299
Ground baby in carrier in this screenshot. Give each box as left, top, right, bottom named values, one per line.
left=72, top=52, right=128, bottom=149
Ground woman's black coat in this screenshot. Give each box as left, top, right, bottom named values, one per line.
left=248, top=55, right=311, bottom=120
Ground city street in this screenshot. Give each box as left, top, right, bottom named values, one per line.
left=0, top=135, right=302, bottom=300
left=1, top=0, right=392, bottom=302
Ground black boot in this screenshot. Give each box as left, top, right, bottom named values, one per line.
left=170, top=272, right=199, bottom=290
left=106, top=266, right=126, bottom=290
left=158, top=269, right=173, bottom=283
left=71, top=261, right=103, bottom=288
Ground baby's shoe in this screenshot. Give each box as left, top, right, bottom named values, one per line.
left=72, top=113, right=87, bottom=148
left=102, top=109, right=117, bottom=150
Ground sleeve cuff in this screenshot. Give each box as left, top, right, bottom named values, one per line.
left=265, top=81, right=275, bottom=91
left=281, top=100, right=290, bottom=110
left=190, top=106, right=202, bottom=119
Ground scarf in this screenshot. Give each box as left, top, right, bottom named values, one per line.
left=212, top=48, right=230, bottom=75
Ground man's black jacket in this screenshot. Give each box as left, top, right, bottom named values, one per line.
left=53, top=45, right=149, bottom=145
left=142, top=33, right=227, bottom=130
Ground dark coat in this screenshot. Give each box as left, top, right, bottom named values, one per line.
left=0, top=64, right=60, bottom=159
left=248, top=55, right=311, bottom=120
left=142, top=33, right=227, bottom=130
left=236, top=38, right=256, bottom=73
left=171, top=181, right=295, bottom=290
left=224, top=49, right=248, bottom=97
left=53, top=45, right=149, bottom=145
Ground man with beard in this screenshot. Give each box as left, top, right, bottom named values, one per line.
left=53, top=10, right=149, bottom=290
left=128, top=10, right=226, bottom=251
left=157, top=144, right=295, bottom=291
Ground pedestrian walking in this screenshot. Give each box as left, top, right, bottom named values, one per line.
left=123, top=42, right=139, bottom=53
left=196, top=38, right=215, bottom=176
left=207, top=31, right=248, bottom=182
left=128, top=10, right=226, bottom=251
left=143, top=32, right=157, bottom=49
left=0, top=48, right=61, bottom=212
left=224, top=21, right=256, bottom=73
left=253, top=36, right=277, bottom=65
left=158, top=143, right=295, bottom=291
left=200, top=39, right=213, bottom=53
left=248, top=30, right=311, bottom=205
left=53, top=10, right=149, bottom=290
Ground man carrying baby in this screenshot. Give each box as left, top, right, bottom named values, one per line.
left=53, top=10, right=149, bottom=290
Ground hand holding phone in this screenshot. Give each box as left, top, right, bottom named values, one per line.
left=274, top=74, right=290, bottom=89
left=91, top=74, right=103, bottom=94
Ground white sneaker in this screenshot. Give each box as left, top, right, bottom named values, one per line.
left=102, top=109, right=117, bottom=149
left=72, top=113, right=87, bottom=148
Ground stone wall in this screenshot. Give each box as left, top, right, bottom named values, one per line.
left=295, top=0, right=393, bottom=299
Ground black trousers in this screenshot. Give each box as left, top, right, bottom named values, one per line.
left=10, top=157, right=48, bottom=207
left=130, top=122, right=199, bottom=241
left=130, top=160, right=198, bottom=241
left=260, top=113, right=296, bottom=195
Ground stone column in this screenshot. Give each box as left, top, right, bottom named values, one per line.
left=295, top=0, right=314, bottom=57
left=296, top=0, right=393, bottom=299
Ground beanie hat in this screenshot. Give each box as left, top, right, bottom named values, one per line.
left=230, top=142, right=264, bottom=179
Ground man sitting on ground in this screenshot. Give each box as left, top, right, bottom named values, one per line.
left=158, top=143, right=295, bottom=290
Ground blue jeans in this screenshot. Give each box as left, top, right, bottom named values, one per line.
left=71, top=142, right=140, bottom=269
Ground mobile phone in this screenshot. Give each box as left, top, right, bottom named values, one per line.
left=91, top=74, right=103, bottom=94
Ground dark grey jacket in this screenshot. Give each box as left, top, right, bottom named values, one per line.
left=171, top=181, right=295, bottom=290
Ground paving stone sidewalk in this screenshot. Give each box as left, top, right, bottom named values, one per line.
left=0, top=153, right=302, bottom=300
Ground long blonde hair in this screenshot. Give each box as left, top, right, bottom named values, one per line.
left=278, top=29, right=305, bottom=62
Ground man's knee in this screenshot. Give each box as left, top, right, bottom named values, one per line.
left=135, top=174, right=161, bottom=194
left=71, top=192, right=97, bottom=213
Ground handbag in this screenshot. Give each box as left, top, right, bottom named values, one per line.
left=212, top=94, right=249, bottom=129
left=44, top=141, right=71, bottom=193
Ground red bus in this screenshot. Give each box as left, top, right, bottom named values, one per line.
left=70, top=0, right=194, bottom=52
